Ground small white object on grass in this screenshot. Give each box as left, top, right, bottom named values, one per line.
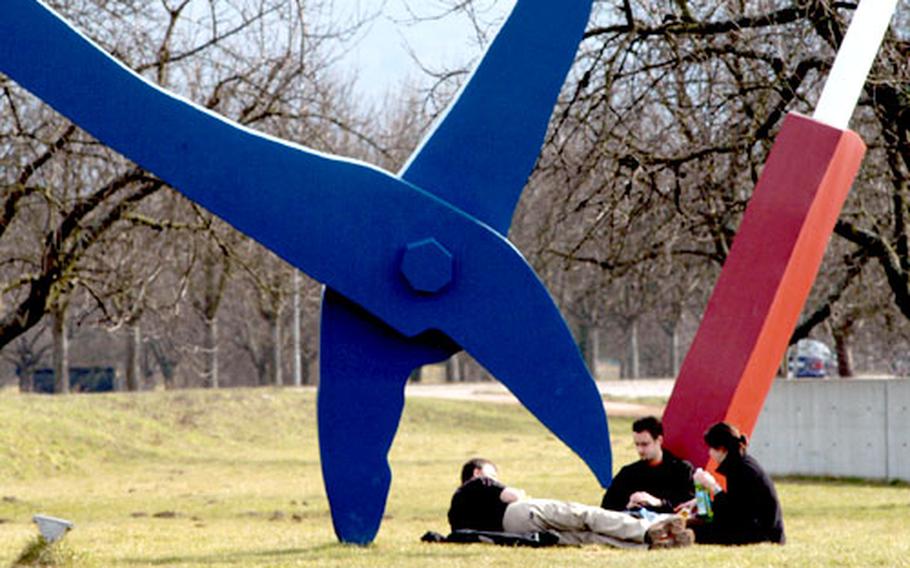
left=32, top=514, right=74, bottom=542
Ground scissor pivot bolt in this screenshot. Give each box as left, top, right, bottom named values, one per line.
left=401, top=238, right=454, bottom=294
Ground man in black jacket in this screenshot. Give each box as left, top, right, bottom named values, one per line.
left=601, top=416, right=694, bottom=513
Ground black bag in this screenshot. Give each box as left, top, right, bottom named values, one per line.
left=421, top=529, right=560, bottom=547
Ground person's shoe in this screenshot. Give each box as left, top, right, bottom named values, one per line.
left=646, top=515, right=695, bottom=549
left=645, top=515, right=684, bottom=541
left=650, top=527, right=695, bottom=549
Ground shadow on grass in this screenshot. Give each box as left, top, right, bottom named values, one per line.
left=122, top=543, right=349, bottom=566
left=122, top=541, right=501, bottom=566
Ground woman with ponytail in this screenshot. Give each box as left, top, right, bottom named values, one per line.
left=688, top=422, right=785, bottom=545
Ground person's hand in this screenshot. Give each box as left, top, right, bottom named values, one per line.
left=674, top=498, right=697, bottom=514
left=500, top=486, right=526, bottom=503
left=626, top=491, right=661, bottom=509
left=694, top=468, right=721, bottom=492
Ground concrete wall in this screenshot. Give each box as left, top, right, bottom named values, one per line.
left=750, top=378, right=910, bottom=482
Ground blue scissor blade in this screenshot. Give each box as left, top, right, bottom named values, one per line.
left=0, top=0, right=452, bottom=338
left=325, top=204, right=613, bottom=487
left=318, top=277, right=612, bottom=544
left=0, top=0, right=587, bottom=344
left=400, top=0, right=592, bottom=235
left=318, top=288, right=457, bottom=544
left=435, top=239, right=613, bottom=488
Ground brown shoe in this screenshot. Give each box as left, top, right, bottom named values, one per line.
left=646, top=515, right=695, bottom=549
left=650, top=527, right=695, bottom=549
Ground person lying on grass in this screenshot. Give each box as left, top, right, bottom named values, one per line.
left=448, top=458, right=694, bottom=549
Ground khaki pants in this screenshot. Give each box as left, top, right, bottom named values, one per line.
left=502, top=499, right=654, bottom=548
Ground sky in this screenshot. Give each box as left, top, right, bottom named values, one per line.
left=334, top=0, right=515, bottom=102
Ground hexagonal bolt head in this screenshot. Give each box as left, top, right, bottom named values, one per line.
left=400, top=238, right=454, bottom=294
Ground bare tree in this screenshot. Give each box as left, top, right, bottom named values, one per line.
left=0, top=327, right=50, bottom=392
left=227, top=241, right=296, bottom=387
left=1, top=0, right=386, bottom=389
left=504, top=0, right=910, bottom=376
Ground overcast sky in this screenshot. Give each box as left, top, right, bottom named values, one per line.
left=335, top=0, right=514, bottom=102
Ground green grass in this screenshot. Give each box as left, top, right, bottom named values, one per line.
left=0, top=387, right=908, bottom=567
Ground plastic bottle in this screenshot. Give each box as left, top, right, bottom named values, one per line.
left=694, top=482, right=714, bottom=522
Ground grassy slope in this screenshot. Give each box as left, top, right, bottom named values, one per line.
left=0, top=387, right=908, bottom=567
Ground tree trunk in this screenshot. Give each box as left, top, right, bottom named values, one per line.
left=52, top=307, right=69, bottom=394
left=585, top=326, right=601, bottom=379
left=271, top=313, right=282, bottom=386
left=148, top=339, right=178, bottom=389
left=446, top=354, right=462, bottom=382
left=199, top=247, right=228, bottom=388
left=257, top=362, right=269, bottom=386
left=292, top=271, right=302, bottom=387
left=125, top=322, right=141, bottom=391
left=628, top=319, right=640, bottom=380
left=18, top=368, right=34, bottom=393
left=204, top=316, right=219, bottom=388
left=162, top=364, right=176, bottom=389
left=669, top=323, right=680, bottom=378
left=833, top=325, right=854, bottom=378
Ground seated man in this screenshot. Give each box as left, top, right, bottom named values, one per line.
left=601, top=416, right=694, bottom=513
left=448, top=458, right=693, bottom=549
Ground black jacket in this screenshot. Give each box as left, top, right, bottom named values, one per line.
left=448, top=476, right=508, bottom=532
left=696, top=452, right=785, bottom=545
left=601, top=449, right=694, bottom=513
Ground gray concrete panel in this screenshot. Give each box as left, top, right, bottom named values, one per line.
left=886, top=380, right=910, bottom=481
left=751, top=379, right=904, bottom=480
left=751, top=382, right=799, bottom=474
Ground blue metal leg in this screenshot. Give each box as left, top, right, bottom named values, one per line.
left=318, top=288, right=456, bottom=544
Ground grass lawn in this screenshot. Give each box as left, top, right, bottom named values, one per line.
left=0, top=386, right=908, bottom=567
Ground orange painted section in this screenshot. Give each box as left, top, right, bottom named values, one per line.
left=662, top=113, right=866, bottom=468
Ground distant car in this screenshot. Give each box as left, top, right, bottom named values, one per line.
left=788, top=339, right=835, bottom=378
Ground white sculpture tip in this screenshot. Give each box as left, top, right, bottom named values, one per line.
left=812, top=0, right=899, bottom=130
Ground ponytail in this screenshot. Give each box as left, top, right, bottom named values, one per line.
left=704, top=422, right=748, bottom=455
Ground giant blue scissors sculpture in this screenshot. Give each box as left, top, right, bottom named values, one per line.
left=0, top=0, right=610, bottom=544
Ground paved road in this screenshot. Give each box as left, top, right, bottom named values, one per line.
left=405, top=379, right=675, bottom=417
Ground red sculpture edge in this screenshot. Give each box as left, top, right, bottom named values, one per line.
left=663, top=112, right=867, bottom=474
